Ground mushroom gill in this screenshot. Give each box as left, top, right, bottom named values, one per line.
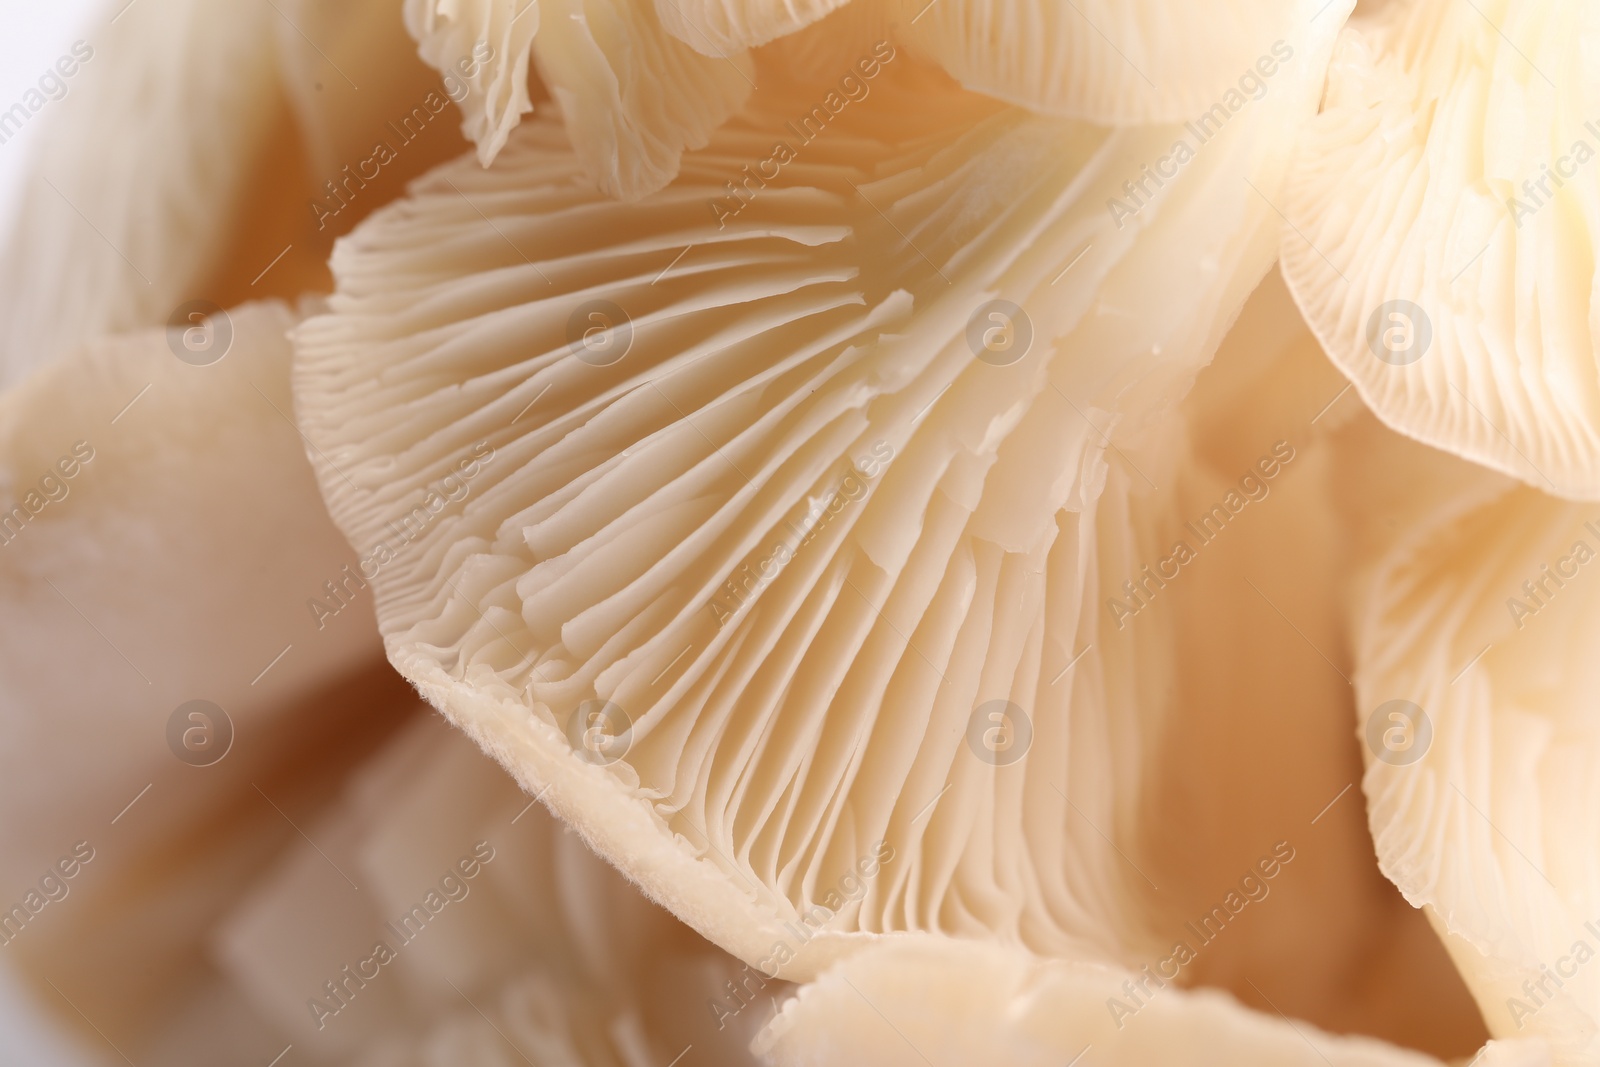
left=291, top=5, right=1348, bottom=981
left=1341, top=439, right=1600, bottom=1061
left=1280, top=0, right=1600, bottom=500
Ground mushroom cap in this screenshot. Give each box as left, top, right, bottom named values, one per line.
left=0, top=0, right=476, bottom=386
left=894, top=0, right=1326, bottom=125
left=1347, top=441, right=1600, bottom=1060
left=215, top=713, right=767, bottom=1066
left=404, top=0, right=753, bottom=199
left=0, top=300, right=407, bottom=1050
left=753, top=936, right=1551, bottom=1067
left=1281, top=0, right=1600, bottom=499
left=293, top=9, right=1348, bottom=980
left=647, top=0, right=1328, bottom=128
left=404, top=0, right=546, bottom=168
left=0, top=300, right=383, bottom=876
left=0, top=0, right=282, bottom=385
left=655, top=0, right=858, bottom=57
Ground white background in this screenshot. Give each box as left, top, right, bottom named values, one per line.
left=0, top=0, right=104, bottom=250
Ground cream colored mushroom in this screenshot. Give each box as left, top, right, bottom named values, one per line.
left=893, top=0, right=1322, bottom=126
left=217, top=713, right=769, bottom=1066
left=404, top=0, right=753, bottom=198
left=0, top=301, right=413, bottom=1057
left=0, top=0, right=480, bottom=387
left=1281, top=0, right=1600, bottom=499
left=291, top=4, right=1349, bottom=981
left=1340, top=435, right=1600, bottom=1063
left=754, top=937, right=1551, bottom=1067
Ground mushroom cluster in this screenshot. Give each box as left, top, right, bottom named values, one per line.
left=0, top=0, right=1596, bottom=1064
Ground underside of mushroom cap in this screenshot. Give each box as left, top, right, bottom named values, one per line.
left=404, top=0, right=545, bottom=167
left=1281, top=0, right=1600, bottom=500
left=293, top=11, right=1347, bottom=981
left=403, top=0, right=753, bottom=199
left=1349, top=457, right=1600, bottom=1062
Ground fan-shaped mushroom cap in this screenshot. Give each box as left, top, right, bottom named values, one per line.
left=1281, top=0, right=1600, bottom=499
left=1348, top=452, right=1600, bottom=1062
left=753, top=936, right=1551, bottom=1066
left=403, top=0, right=753, bottom=198
left=293, top=9, right=1348, bottom=980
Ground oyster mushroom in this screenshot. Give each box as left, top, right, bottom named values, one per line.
left=404, top=0, right=1339, bottom=192
left=0, top=0, right=478, bottom=386
left=0, top=0, right=283, bottom=384
left=754, top=936, right=1551, bottom=1067
left=890, top=0, right=1326, bottom=126
left=1280, top=0, right=1600, bottom=500
left=0, top=301, right=413, bottom=1055
left=291, top=3, right=1349, bottom=980
left=216, top=712, right=769, bottom=1067
left=1340, top=437, right=1600, bottom=1063
left=404, top=0, right=754, bottom=198
left=4, top=0, right=1589, bottom=1062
